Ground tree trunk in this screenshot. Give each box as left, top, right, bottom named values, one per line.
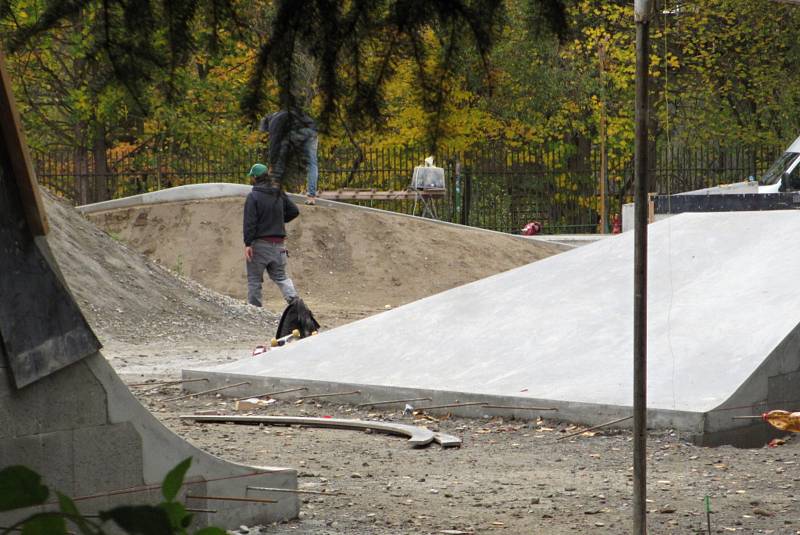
left=93, top=121, right=110, bottom=201
left=73, top=122, right=90, bottom=205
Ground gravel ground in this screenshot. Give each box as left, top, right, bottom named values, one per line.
left=127, top=377, right=800, bottom=535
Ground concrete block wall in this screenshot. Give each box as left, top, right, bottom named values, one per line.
left=0, top=352, right=299, bottom=529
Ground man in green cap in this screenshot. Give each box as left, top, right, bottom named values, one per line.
left=242, top=163, right=300, bottom=307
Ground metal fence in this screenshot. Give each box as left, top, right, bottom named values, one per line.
left=34, top=142, right=783, bottom=234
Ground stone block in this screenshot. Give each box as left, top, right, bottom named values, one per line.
left=40, top=361, right=107, bottom=431
left=0, top=430, right=75, bottom=494
left=0, top=395, right=11, bottom=440
left=7, top=361, right=106, bottom=437
left=0, top=370, right=12, bottom=390
left=73, top=422, right=144, bottom=497
left=0, top=434, right=43, bottom=470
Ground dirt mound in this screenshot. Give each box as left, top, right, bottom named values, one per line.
left=43, top=191, right=277, bottom=346
left=86, top=198, right=568, bottom=326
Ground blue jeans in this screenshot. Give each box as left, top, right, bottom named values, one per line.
left=305, top=134, right=318, bottom=197
left=268, top=126, right=318, bottom=193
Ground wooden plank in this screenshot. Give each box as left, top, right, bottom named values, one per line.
left=318, top=188, right=446, bottom=201
left=0, top=132, right=101, bottom=387
left=0, top=49, right=48, bottom=235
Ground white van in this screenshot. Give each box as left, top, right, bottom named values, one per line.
left=759, top=135, right=800, bottom=193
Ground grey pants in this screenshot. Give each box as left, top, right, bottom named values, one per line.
left=246, top=241, right=298, bottom=306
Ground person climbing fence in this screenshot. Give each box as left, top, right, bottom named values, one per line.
left=259, top=108, right=319, bottom=204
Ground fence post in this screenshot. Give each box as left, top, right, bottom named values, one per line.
left=454, top=159, right=462, bottom=224
left=462, top=165, right=471, bottom=226
left=155, top=148, right=162, bottom=190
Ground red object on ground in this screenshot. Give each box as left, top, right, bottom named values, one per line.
left=521, top=221, right=542, bottom=236
left=611, top=214, right=621, bottom=234
left=322, top=415, right=332, bottom=419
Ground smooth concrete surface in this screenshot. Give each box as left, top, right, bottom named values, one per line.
left=527, top=234, right=608, bottom=247
left=0, top=352, right=298, bottom=528
left=77, top=183, right=254, bottom=213
left=185, top=211, right=800, bottom=444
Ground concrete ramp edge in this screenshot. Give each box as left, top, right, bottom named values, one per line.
left=0, top=351, right=298, bottom=528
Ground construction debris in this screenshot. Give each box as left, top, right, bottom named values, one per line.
left=162, top=381, right=251, bottom=403
left=180, top=414, right=461, bottom=448
left=235, top=398, right=277, bottom=411
left=555, top=416, right=633, bottom=441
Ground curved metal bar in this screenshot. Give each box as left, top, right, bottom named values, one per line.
left=180, top=414, right=440, bottom=448
left=432, top=432, right=462, bottom=448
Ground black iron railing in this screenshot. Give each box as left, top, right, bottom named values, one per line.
left=34, top=142, right=783, bottom=234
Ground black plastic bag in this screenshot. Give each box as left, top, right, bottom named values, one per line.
left=276, top=298, right=320, bottom=338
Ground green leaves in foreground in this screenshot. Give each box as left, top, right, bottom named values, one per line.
left=0, top=466, right=48, bottom=511
left=0, top=457, right=225, bottom=535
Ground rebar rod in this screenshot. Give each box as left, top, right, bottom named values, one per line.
left=163, top=381, right=250, bottom=402
left=416, top=401, right=487, bottom=410
left=247, top=486, right=344, bottom=496
left=482, top=405, right=558, bottom=411
left=142, top=378, right=210, bottom=393
left=128, top=378, right=208, bottom=388
left=232, top=387, right=308, bottom=402
left=185, top=494, right=277, bottom=504
left=296, top=390, right=361, bottom=400
left=356, top=397, right=431, bottom=407
left=555, top=415, right=633, bottom=441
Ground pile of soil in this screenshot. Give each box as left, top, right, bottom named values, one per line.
left=44, top=191, right=278, bottom=347
left=86, top=198, right=568, bottom=326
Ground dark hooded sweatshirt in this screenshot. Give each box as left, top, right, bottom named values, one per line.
left=243, top=184, right=300, bottom=246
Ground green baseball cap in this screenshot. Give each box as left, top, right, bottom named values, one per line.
left=248, top=163, right=268, bottom=178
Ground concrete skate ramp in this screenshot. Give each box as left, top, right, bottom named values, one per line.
left=185, top=211, right=800, bottom=445
left=0, top=53, right=296, bottom=528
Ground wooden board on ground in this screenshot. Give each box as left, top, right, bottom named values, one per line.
left=318, top=188, right=446, bottom=201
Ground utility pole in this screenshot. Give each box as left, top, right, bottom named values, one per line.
left=633, top=0, right=653, bottom=533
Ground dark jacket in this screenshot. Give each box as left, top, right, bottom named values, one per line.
left=260, top=110, right=317, bottom=181
left=243, top=184, right=300, bottom=246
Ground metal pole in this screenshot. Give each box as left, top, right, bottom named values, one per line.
left=598, top=39, right=609, bottom=234
left=633, top=0, right=652, bottom=532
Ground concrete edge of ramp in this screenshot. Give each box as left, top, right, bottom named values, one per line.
left=75, top=183, right=569, bottom=247
left=0, top=351, right=299, bottom=528
left=85, top=353, right=299, bottom=525
left=179, top=370, right=705, bottom=440
left=698, top=322, right=800, bottom=447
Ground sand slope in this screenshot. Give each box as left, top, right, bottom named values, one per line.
left=44, top=191, right=277, bottom=346
left=86, top=198, right=568, bottom=325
